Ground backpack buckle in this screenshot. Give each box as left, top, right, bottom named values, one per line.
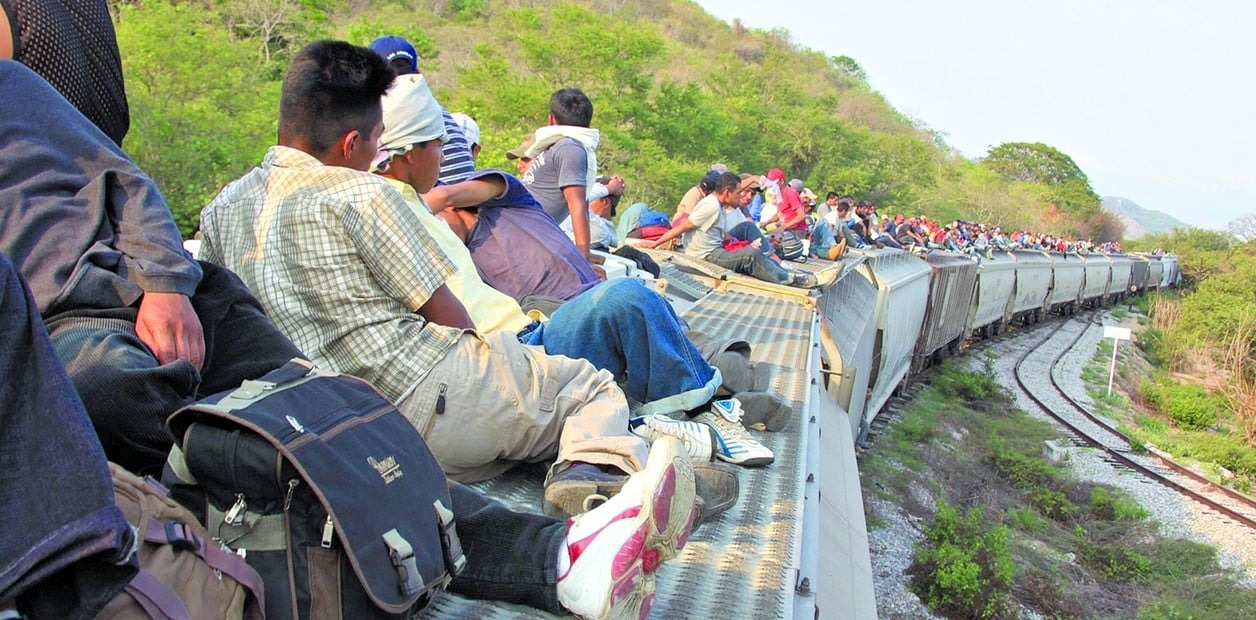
left=164, top=521, right=201, bottom=553
left=381, top=529, right=423, bottom=597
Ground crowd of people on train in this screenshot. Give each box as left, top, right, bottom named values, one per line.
left=0, top=6, right=806, bottom=616
left=0, top=3, right=1142, bottom=615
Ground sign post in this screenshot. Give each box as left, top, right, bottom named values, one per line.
left=1103, top=325, right=1133, bottom=396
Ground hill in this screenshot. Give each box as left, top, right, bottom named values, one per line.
left=1102, top=196, right=1191, bottom=239
left=111, top=0, right=1120, bottom=240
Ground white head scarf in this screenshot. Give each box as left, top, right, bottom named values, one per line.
left=372, top=74, right=446, bottom=172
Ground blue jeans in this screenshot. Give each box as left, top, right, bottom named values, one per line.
left=46, top=261, right=304, bottom=475
left=810, top=221, right=838, bottom=258
left=0, top=252, right=136, bottom=616
left=524, top=279, right=720, bottom=415
left=704, top=246, right=792, bottom=284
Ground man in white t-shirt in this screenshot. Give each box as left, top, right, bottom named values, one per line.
left=645, top=173, right=821, bottom=288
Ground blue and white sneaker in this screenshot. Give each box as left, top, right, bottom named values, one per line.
left=630, top=415, right=715, bottom=462
left=693, top=399, right=775, bottom=467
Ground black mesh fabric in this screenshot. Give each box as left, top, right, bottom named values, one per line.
left=7, top=0, right=129, bottom=144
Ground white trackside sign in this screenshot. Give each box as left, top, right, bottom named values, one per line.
left=1104, top=325, right=1133, bottom=395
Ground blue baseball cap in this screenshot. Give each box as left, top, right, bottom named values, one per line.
left=369, top=36, right=418, bottom=74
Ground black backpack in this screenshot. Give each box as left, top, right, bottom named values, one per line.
left=163, top=359, right=465, bottom=619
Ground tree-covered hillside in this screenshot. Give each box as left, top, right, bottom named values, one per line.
left=111, top=0, right=1120, bottom=240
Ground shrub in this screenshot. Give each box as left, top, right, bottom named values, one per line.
left=1140, top=378, right=1219, bottom=431
left=1007, top=507, right=1046, bottom=533
left=936, top=362, right=999, bottom=402
left=909, top=499, right=1016, bottom=619
left=1029, top=488, right=1078, bottom=520
left=1079, top=540, right=1151, bottom=583
left=985, top=435, right=1058, bottom=490
left=1089, top=487, right=1149, bottom=521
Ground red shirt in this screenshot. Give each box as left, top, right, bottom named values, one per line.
left=776, top=187, right=808, bottom=231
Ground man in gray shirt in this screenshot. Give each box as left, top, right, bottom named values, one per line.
left=521, top=88, right=599, bottom=262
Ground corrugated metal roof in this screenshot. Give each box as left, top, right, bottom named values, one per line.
left=424, top=290, right=819, bottom=619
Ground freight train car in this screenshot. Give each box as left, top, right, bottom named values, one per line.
left=847, top=248, right=931, bottom=424
left=1108, top=253, right=1133, bottom=302
left=967, top=252, right=1018, bottom=337
left=1044, top=252, right=1084, bottom=315
left=1078, top=253, right=1112, bottom=307
left=1145, top=254, right=1165, bottom=290
left=912, top=251, right=979, bottom=373
left=1008, top=250, right=1053, bottom=324
left=1128, top=254, right=1151, bottom=292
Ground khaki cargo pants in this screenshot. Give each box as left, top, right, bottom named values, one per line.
left=398, top=330, right=649, bottom=483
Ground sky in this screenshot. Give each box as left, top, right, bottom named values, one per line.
left=694, top=0, right=1256, bottom=230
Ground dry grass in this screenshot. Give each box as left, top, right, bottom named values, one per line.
left=1221, top=315, right=1256, bottom=446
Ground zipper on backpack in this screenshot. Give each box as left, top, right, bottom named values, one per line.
left=436, top=383, right=447, bottom=415
left=320, top=515, right=335, bottom=548
left=282, top=478, right=300, bottom=511
left=224, top=494, right=247, bottom=526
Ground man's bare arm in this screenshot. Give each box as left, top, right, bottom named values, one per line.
left=642, top=217, right=695, bottom=250
left=416, top=284, right=475, bottom=330
left=0, top=3, right=13, bottom=60
left=562, top=185, right=591, bottom=259
left=421, top=176, right=508, bottom=214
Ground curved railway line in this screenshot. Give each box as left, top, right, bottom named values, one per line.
left=1013, top=312, right=1256, bottom=530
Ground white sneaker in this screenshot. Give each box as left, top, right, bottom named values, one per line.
left=693, top=399, right=775, bottom=467
left=630, top=414, right=716, bottom=462
left=557, top=437, right=697, bottom=619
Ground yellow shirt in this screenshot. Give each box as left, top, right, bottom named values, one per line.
left=384, top=178, right=534, bottom=335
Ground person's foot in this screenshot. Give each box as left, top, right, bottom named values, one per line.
left=630, top=414, right=715, bottom=462
left=692, top=461, right=739, bottom=520
left=734, top=391, right=793, bottom=432
left=692, top=399, right=775, bottom=467
left=789, top=272, right=819, bottom=289
left=557, top=437, right=697, bottom=619
left=544, top=462, right=630, bottom=518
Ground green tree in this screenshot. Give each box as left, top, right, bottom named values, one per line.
left=981, top=142, right=1102, bottom=222
left=116, top=0, right=285, bottom=235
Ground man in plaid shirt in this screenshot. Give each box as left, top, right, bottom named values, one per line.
left=200, top=41, right=664, bottom=518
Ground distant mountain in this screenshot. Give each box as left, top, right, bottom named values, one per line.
left=1102, top=196, right=1191, bottom=239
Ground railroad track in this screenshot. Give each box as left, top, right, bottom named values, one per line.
left=1013, top=313, right=1256, bottom=530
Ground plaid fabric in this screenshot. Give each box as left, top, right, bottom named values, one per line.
left=200, top=146, right=459, bottom=402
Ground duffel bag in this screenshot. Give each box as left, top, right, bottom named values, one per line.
left=162, top=359, right=465, bottom=620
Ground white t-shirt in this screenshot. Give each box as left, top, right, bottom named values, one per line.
left=683, top=194, right=725, bottom=258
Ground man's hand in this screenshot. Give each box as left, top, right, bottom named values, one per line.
left=136, top=292, right=205, bottom=370
left=592, top=264, right=607, bottom=280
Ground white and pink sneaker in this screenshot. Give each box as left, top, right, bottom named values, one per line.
left=556, top=436, right=697, bottom=619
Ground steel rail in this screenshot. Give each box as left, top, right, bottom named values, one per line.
left=1013, top=314, right=1256, bottom=530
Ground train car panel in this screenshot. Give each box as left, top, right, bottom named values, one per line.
left=1078, top=253, right=1112, bottom=304
left=1128, top=254, right=1151, bottom=292
left=1146, top=254, right=1165, bottom=290
left=1160, top=255, right=1179, bottom=288
left=849, top=248, right=931, bottom=422
left=914, top=251, right=979, bottom=369
left=1009, top=250, right=1052, bottom=321
left=967, top=252, right=1017, bottom=334
left=1108, top=253, right=1133, bottom=300
left=1045, top=252, right=1085, bottom=313
left=816, top=258, right=879, bottom=437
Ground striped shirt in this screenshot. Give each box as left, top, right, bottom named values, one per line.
left=437, top=109, right=477, bottom=184
left=199, top=146, right=460, bottom=402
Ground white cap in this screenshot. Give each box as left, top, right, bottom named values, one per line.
left=450, top=112, right=480, bottom=147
